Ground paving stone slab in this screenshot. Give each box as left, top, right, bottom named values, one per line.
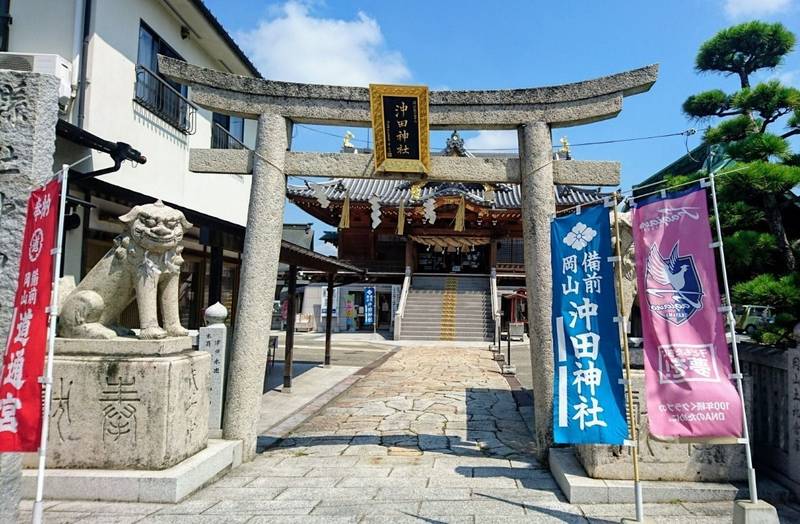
left=247, top=476, right=340, bottom=488
left=419, top=499, right=527, bottom=516
left=203, top=499, right=318, bottom=515
left=310, top=501, right=421, bottom=516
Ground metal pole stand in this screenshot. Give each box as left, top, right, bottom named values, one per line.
left=705, top=171, right=779, bottom=523
left=611, top=194, right=645, bottom=523
left=502, top=325, right=516, bottom=375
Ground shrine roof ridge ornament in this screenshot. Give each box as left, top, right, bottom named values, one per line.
left=158, top=56, right=658, bottom=129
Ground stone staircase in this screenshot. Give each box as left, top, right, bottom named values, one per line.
left=400, top=275, right=495, bottom=342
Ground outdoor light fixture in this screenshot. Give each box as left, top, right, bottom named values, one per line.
left=492, top=219, right=497, bottom=226
left=427, top=245, right=431, bottom=251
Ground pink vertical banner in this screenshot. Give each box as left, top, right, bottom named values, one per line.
left=632, top=186, right=742, bottom=438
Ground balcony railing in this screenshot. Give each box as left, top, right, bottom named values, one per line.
left=134, top=64, right=197, bottom=134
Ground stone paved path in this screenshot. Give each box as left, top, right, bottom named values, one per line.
left=24, top=346, right=798, bottom=523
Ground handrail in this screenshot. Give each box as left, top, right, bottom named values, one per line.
left=134, top=64, right=198, bottom=134
left=393, top=266, right=412, bottom=340
left=489, top=268, right=501, bottom=347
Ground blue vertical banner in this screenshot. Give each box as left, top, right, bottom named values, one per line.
left=364, top=287, right=375, bottom=326
left=551, top=204, right=628, bottom=444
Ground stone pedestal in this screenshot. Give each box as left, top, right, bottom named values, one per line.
left=733, top=500, right=779, bottom=524
left=576, top=370, right=750, bottom=481
left=38, top=337, right=209, bottom=470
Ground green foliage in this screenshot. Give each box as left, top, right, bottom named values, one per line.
left=731, top=161, right=800, bottom=192
left=732, top=80, right=800, bottom=123
left=732, top=273, right=800, bottom=310
left=683, top=90, right=732, bottom=118
left=695, top=21, right=795, bottom=84
left=663, top=172, right=703, bottom=189
left=704, top=115, right=757, bottom=143
left=724, top=230, right=778, bottom=279
left=724, top=133, right=791, bottom=162
left=717, top=200, right=765, bottom=230
left=753, top=313, right=797, bottom=345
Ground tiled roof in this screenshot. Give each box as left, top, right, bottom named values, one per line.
left=287, top=179, right=608, bottom=208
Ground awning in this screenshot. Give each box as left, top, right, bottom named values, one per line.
left=280, top=240, right=364, bottom=274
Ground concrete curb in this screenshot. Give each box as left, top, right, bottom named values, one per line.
left=22, top=439, right=242, bottom=503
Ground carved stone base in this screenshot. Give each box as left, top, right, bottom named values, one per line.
left=576, top=370, right=750, bottom=482
left=37, top=338, right=209, bottom=470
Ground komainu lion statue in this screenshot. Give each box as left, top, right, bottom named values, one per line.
left=58, top=200, right=192, bottom=340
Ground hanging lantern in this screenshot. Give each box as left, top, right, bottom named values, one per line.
left=338, top=191, right=350, bottom=229
left=454, top=196, right=465, bottom=232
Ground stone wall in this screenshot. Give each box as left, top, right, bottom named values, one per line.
left=0, top=70, right=60, bottom=524
left=739, top=342, right=800, bottom=498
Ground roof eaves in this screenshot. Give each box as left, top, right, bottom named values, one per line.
left=188, top=0, right=263, bottom=79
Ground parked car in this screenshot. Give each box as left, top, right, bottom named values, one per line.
left=733, top=305, right=774, bottom=335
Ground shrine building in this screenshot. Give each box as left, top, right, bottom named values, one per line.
left=287, top=132, right=611, bottom=341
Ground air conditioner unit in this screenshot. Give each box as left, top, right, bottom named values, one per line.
left=0, top=52, right=72, bottom=104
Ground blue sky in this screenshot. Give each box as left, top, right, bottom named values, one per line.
left=205, top=0, right=800, bottom=254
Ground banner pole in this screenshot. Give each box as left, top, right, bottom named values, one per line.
left=31, top=165, right=69, bottom=524
left=707, top=167, right=758, bottom=504
left=611, top=193, right=644, bottom=522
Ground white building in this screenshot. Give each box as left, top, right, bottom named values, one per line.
left=1, top=0, right=261, bottom=328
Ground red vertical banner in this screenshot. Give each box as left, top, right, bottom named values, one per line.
left=0, top=178, right=61, bottom=452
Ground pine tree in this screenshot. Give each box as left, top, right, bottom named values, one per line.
left=681, top=21, right=800, bottom=344
left=683, top=21, right=800, bottom=271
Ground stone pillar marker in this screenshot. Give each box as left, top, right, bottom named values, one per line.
left=0, top=71, right=60, bottom=524
left=223, top=112, right=289, bottom=460
left=199, top=302, right=229, bottom=439
left=518, top=121, right=556, bottom=459
left=789, top=345, right=800, bottom=490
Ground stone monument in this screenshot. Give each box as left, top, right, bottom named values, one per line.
left=41, top=200, right=210, bottom=470
left=0, top=70, right=60, bottom=524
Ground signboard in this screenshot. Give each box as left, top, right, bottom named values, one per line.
left=391, top=284, right=401, bottom=321
left=369, top=84, right=430, bottom=174
left=550, top=204, right=628, bottom=444
left=364, top=287, right=375, bottom=326
left=632, top=186, right=742, bottom=438
left=321, top=286, right=339, bottom=317
left=0, top=178, right=60, bottom=452
left=198, top=324, right=226, bottom=433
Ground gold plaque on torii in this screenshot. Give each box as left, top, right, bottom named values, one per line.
left=369, top=84, right=430, bottom=175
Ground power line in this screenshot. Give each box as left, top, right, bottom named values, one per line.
left=293, top=124, right=697, bottom=151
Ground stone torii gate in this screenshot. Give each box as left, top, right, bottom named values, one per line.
left=160, top=56, right=658, bottom=461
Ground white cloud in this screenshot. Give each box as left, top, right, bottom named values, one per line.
left=463, top=130, right=519, bottom=152
left=236, top=1, right=410, bottom=86
left=723, top=0, right=792, bottom=18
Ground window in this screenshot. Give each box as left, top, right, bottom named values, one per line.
left=211, top=112, right=245, bottom=149
left=134, top=22, right=196, bottom=133
left=0, top=0, right=10, bottom=52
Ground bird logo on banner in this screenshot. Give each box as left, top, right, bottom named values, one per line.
left=645, top=242, right=704, bottom=325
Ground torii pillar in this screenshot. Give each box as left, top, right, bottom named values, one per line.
left=160, top=55, right=658, bottom=462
